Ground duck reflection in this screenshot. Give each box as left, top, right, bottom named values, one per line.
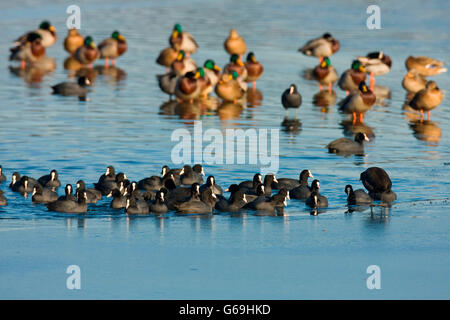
left=281, top=117, right=302, bottom=135
left=63, top=56, right=84, bottom=71
left=340, top=119, right=375, bottom=139
left=75, top=67, right=99, bottom=84
left=372, top=85, right=391, bottom=107
left=217, top=101, right=244, bottom=120
left=197, top=96, right=220, bottom=113
left=409, top=120, right=441, bottom=145
left=159, top=99, right=178, bottom=115
left=313, top=89, right=337, bottom=112
left=94, top=65, right=127, bottom=83
left=175, top=100, right=202, bottom=119
left=9, top=57, right=56, bottom=84
left=246, top=88, right=263, bottom=107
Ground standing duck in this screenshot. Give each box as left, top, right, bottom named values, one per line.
left=224, top=54, right=248, bottom=82
left=73, top=36, right=99, bottom=67
left=405, top=56, right=447, bottom=77
left=175, top=71, right=201, bottom=103
left=312, top=56, right=338, bottom=92
left=169, top=24, right=198, bottom=56
left=339, top=82, right=376, bottom=123
left=64, top=28, right=84, bottom=55
left=298, top=33, right=340, bottom=62
left=14, top=21, right=57, bottom=48
left=338, top=60, right=367, bottom=95
left=203, top=59, right=222, bottom=86
left=281, top=84, right=302, bottom=117
left=98, top=31, right=128, bottom=67
left=156, top=47, right=179, bottom=71
left=224, top=29, right=247, bottom=57
left=360, top=167, right=397, bottom=203
left=244, top=52, right=264, bottom=90
left=409, top=80, right=443, bottom=121
left=402, top=70, right=427, bottom=93
left=215, top=71, right=245, bottom=103
left=9, top=32, right=45, bottom=69
left=170, top=50, right=197, bottom=76
left=196, top=67, right=213, bottom=98
left=357, top=51, right=392, bottom=90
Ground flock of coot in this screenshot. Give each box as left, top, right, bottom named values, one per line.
left=0, top=164, right=396, bottom=215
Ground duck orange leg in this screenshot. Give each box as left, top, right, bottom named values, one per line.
left=105, top=58, right=109, bottom=68
left=345, top=90, right=349, bottom=96
left=318, top=57, right=323, bottom=63
left=328, top=83, right=332, bottom=93
left=252, top=81, right=256, bottom=90
left=419, top=109, right=424, bottom=122
left=427, top=111, right=431, bottom=120
left=20, top=60, right=26, bottom=69
left=112, top=59, right=116, bottom=66
left=369, top=73, right=375, bottom=90
left=352, top=112, right=357, bottom=124
left=319, top=84, right=323, bottom=91
left=359, top=113, right=364, bottom=123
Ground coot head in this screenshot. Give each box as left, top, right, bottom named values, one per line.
left=192, top=164, right=205, bottom=176
left=354, top=132, right=369, bottom=143
left=310, top=179, right=320, bottom=191
left=299, top=169, right=313, bottom=182
left=77, top=76, right=91, bottom=87
left=344, top=184, right=353, bottom=195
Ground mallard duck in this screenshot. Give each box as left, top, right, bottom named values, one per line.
left=357, top=51, right=392, bottom=89
left=157, top=72, right=180, bottom=98
left=339, top=82, right=376, bottom=123
left=175, top=71, right=201, bottom=103
left=9, top=32, right=45, bottom=69
left=170, top=50, right=197, bottom=76
left=405, top=56, right=447, bottom=76
left=73, top=36, right=99, bottom=67
left=224, top=29, right=247, bottom=57
left=215, top=71, right=245, bottom=103
left=312, top=57, right=338, bottom=91
left=169, top=24, right=198, bottom=56
left=402, top=70, right=427, bottom=93
left=224, top=54, right=248, bottom=91
left=281, top=84, right=302, bottom=117
left=14, top=21, right=57, bottom=48
left=409, top=80, right=443, bottom=121
left=98, top=31, right=127, bottom=67
left=298, top=33, right=340, bottom=61
left=244, top=52, right=264, bottom=89
left=64, top=28, right=84, bottom=55
left=156, top=47, right=179, bottom=71
left=203, top=59, right=221, bottom=85
left=338, top=60, right=366, bottom=95
left=196, top=67, right=213, bottom=98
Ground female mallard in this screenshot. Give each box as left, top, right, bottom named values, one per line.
left=215, top=71, right=245, bottom=103
left=203, top=59, right=222, bottom=86
left=74, top=36, right=99, bottom=67
left=224, top=54, right=247, bottom=79
left=357, top=51, right=392, bottom=89
left=224, top=29, right=247, bottom=57
left=405, top=56, right=447, bottom=76
left=14, top=21, right=57, bottom=48
left=157, top=72, right=180, bottom=99
left=402, top=70, right=427, bottom=93
left=9, top=32, right=45, bottom=69
left=169, top=24, right=198, bottom=56
left=175, top=71, right=201, bottom=103
left=64, top=28, right=84, bottom=55
left=196, top=67, right=213, bottom=98
left=298, top=33, right=340, bottom=62
left=156, top=47, right=179, bottom=71
left=338, top=60, right=366, bottom=95
left=409, top=80, right=443, bottom=121
left=312, top=56, right=338, bottom=92
left=98, top=31, right=127, bottom=67
left=244, top=52, right=264, bottom=89
left=170, top=50, right=197, bottom=76
left=339, top=82, right=376, bottom=123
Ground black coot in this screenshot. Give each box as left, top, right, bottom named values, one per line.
left=306, top=180, right=328, bottom=208
left=273, top=169, right=313, bottom=190
left=360, top=167, right=397, bottom=202
left=282, top=84, right=302, bottom=116
left=37, top=169, right=61, bottom=190
left=149, top=191, right=168, bottom=214
left=345, top=184, right=372, bottom=205
left=51, top=76, right=91, bottom=100
left=327, top=132, right=369, bottom=155
left=47, top=191, right=88, bottom=214
left=32, top=184, right=58, bottom=203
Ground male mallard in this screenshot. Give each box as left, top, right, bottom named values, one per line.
left=338, top=60, right=366, bottom=95
left=98, top=31, right=127, bottom=67
left=175, top=71, right=201, bottom=103
left=224, top=29, right=247, bottom=57
left=170, top=50, right=197, bottom=76
left=9, top=32, right=45, bottom=69
left=402, top=70, right=427, bottom=93
left=215, top=71, right=245, bottom=103
left=244, top=52, right=264, bottom=89
left=169, top=24, right=198, bottom=56
left=156, top=47, right=179, bottom=71
left=357, top=51, right=392, bottom=89
left=224, top=54, right=248, bottom=91
left=196, top=67, right=213, bottom=98
left=312, top=56, right=338, bottom=92
left=74, top=36, right=99, bottom=67
left=339, top=82, right=376, bottom=123
left=409, top=80, right=443, bottom=121
left=405, top=56, right=447, bottom=77
left=64, top=28, right=84, bottom=55
left=298, top=33, right=340, bottom=62
left=14, top=21, right=57, bottom=48
left=203, top=59, right=222, bottom=86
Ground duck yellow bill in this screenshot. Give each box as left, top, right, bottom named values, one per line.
left=118, top=34, right=126, bottom=41
left=237, top=59, right=244, bottom=67
left=213, top=65, right=221, bottom=72
left=49, top=26, right=56, bottom=32
left=172, top=30, right=178, bottom=38
left=359, top=65, right=366, bottom=73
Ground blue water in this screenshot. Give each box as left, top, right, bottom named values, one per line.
left=0, top=0, right=449, bottom=299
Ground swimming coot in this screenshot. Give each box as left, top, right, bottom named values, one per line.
left=32, top=184, right=58, bottom=204
left=345, top=184, right=372, bottom=205
left=47, top=191, right=88, bottom=214
left=107, top=189, right=127, bottom=209
left=76, top=180, right=102, bottom=202
left=305, top=180, right=328, bottom=208
left=360, top=167, right=397, bottom=203
left=327, top=132, right=369, bottom=155
left=200, top=175, right=223, bottom=195
left=37, top=169, right=61, bottom=190
left=273, top=169, right=313, bottom=190
left=58, top=184, right=77, bottom=201
left=149, top=191, right=168, bottom=214
left=51, top=76, right=91, bottom=100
